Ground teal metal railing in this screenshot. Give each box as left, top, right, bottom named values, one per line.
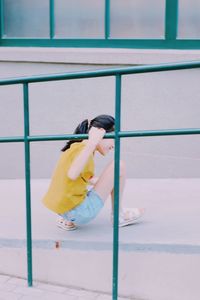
left=1, top=60, right=200, bottom=299
left=0, top=0, right=200, bottom=49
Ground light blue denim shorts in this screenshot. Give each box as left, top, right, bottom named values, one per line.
left=59, top=189, right=104, bottom=225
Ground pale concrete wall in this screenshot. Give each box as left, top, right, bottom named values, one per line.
left=1, top=49, right=200, bottom=179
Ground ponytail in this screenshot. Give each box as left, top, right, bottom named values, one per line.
left=61, top=119, right=90, bottom=151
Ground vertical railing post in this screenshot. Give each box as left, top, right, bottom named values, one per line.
left=165, top=0, right=178, bottom=41
left=23, top=83, right=33, bottom=287
left=0, top=0, right=4, bottom=40
left=105, top=0, right=110, bottom=39
left=112, top=74, right=121, bottom=300
left=49, top=0, right=55, bottom=39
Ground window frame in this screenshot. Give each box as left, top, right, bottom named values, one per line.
left=1, top=0, right=200, bottom=49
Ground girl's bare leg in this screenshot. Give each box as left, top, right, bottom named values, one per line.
left=94, top=160, right=144, bottom=218
left=94, top=160, right=126, bottom=212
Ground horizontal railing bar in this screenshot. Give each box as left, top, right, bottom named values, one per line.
left=119, top=128, right=200, bottom=138
left=0, top=61, right=200, bottom=86
left=1, top=38, right=200, bottom=50
left=1, top=128, right=200, bottom=143
left=0, top=136, right=24, bottom=143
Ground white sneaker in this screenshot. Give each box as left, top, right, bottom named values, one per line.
left=56, top=216, right=77, bottom=231
left=111, top=208, right=145, bottom=227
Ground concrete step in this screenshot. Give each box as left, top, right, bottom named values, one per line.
left=0, top=178, right=200, bottom=300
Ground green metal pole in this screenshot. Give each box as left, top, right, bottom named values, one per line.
left=105, top=0, right=110, bottom=39
left=0, top=60, right=200, bottom=85
left=49, top=0, right=55, bottom=39
left=0, top=0, right=4, bottom=39
left=23, top=83, right=33, bottom=287
left=165, top=0, right=178, bottom=40
left=2, top=127, right=200, bottom=144
left=112, top=74, right=121, bottom=300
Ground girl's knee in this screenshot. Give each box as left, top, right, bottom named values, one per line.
left=119, top=160, right=126, bottom=176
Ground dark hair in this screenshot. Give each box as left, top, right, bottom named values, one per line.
left=61, top=114, right=115, bottom=151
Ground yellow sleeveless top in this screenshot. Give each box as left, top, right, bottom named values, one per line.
left=42, top=142, right=94, bottom=214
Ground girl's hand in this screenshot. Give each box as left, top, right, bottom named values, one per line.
left=88, top=127, right=105, bottom=146
left=88, top=176, right=98, bottom=186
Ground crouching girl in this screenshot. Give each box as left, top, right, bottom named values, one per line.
left=42, top=114, right=144, bottom=231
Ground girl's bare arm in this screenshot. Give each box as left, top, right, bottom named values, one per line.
left=67, top=127, right=105, bottom=180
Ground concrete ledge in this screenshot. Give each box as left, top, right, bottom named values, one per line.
left=1, top=239, right=200, bottom=255
left=1, top=47, right=200, bottom=65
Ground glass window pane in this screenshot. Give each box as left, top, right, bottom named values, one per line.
left=178, top=0, right=200, bottom=39
left=54, top=0, right=104, bottom=38
left=110, top=0, right=165, bottom=39
left=3, top=0, right=49, bottom=38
